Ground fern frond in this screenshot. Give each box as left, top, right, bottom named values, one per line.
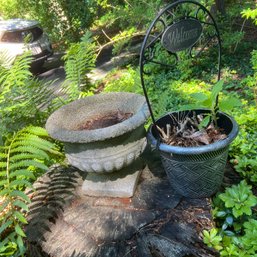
left=0, top=52, right=58, bottom=138
left=9, top=169, right=36, bottom=180
left=9, top=179, right=32, bottom=189
left=10, top=146, right=50, bottom=159
left=10, top=153, right=49, bottom=162
left=0, top=126, right=60, bottom=256
left=11, top=135, right=56, bottom=152
left=62, top=31, right=97, bottom=101
left=9, top=160, right=48, bottom=171
left=23, top=126, right=49, bottom=136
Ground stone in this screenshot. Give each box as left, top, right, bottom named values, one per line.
left=45, top=92, right=150, bottom=173
left=81, top=161, right=142, bottom=198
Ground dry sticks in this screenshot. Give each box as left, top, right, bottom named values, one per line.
left=157, top=112, right=227, bottom=147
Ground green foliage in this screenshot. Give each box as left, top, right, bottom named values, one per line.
left=181, top=80, right=241, bottom=128
left=95, top=0, right=163, bottom=31
left=112, top=27, right=137, bottom=55
left=216, top=2, right=249, bottom=54
left=229, top=49, right=257, bottom=184
left=2, top=0, right=97, bottom=47
left=203, top=181, right=257, bottom=256
left=62, top=32, right=97, bottom=100
left=202, top=228, right=223, bottom=251
left=0, top=126, right=61, bottom=256
left=0, top=52, right=57, bottom=142
left=103, top=67, right=142, bottom=94
left=219, top=180, right=257, bottom=218
left=0, top=0, right=25, bottom=18
left=251, top=50, right=257, bottom=74
left=230, top=107, right=257, bottom=182
left=242, top=4, right=257, bottom=25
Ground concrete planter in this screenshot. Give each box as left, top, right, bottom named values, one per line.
left=46, top=92, right=150, bottom=173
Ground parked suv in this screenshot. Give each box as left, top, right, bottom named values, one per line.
left=0, top=19, right=53, bottom=67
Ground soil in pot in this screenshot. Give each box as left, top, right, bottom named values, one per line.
left=157, top=111, right=227, bottom=147
left=75, top=111, right=133, bottom=130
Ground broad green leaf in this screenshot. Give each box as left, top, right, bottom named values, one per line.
left=210, top=228, right=218, bottom=238
left=190, top=92, right=209, bottom=102
left=0, top=153, right=7, bottom=159
left=211, top=80, right=224, bottom=102
left=179, top=104, right=199, bottom=111
left=232, top=209, right=241, bottom=218
left=202, top=97, right=212, bottom=108
left=199, top=116, right=211, bottom=129
left=219, top=97, right=242, bottom=111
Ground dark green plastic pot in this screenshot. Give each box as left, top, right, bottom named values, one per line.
left=147, top=109, right=239, bottom=198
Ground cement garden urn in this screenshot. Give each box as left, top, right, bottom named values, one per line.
left=45, top=92, right=150, bottom=197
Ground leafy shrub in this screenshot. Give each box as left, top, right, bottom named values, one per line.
left=230, top=107, right=257, bottom=183
left=202, top=181, right=257, bottom=256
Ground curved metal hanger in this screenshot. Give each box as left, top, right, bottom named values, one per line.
left=139, top=0, right=221, bottom=135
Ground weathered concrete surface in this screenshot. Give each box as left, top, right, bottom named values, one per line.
left=46, top=92, right=149, bottom=143
left=45, top=92, right=150, bottom=173
left=25, top=150, right=223, bottom=257
left=82, top=160, right=143, bottom=197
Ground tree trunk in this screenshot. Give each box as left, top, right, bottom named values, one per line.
left=215, top=0, right=226, bottom=15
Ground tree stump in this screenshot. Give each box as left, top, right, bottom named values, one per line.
left=25, top=150, right=221, bottom=257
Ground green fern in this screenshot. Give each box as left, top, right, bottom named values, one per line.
left=62, top=31, right=97, bottom=100
left=0, top=52, right=32, bottom=102
left=0, top=51, right=59, bottom=141
left=0, top=126, right=60, bottom=256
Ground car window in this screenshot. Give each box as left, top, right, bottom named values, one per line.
left=30, top=27, right=43, bottom=41
left=1, top=26, right=43, bottom=43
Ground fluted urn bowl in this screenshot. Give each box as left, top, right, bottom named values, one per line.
left=46, top=92, right=150, bottom=173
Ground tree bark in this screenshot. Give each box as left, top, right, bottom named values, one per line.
left=215, top=0, right=226, bottom=15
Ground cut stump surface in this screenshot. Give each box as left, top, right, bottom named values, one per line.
left=25, top=151, right=227, bottom=257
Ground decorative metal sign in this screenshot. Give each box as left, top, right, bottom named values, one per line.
left=161, top=18, right=203, bottom=52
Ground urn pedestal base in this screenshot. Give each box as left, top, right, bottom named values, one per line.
left=81, top=160, right=143, bottom=198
